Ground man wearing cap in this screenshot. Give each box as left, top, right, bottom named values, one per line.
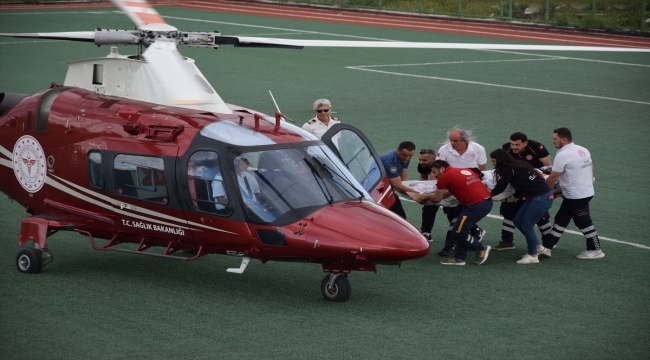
left=494, top=132, right=553, bottom=251
left=302, top=99, right=340, bottom=139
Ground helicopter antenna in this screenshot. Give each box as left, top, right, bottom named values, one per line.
left=268, top=90, right=295, bottom=124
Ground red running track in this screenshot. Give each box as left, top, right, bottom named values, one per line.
left=2, top=0, right=649, bottom=48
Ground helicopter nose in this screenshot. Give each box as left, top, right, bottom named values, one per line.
left=304, top=201, right=430, bottom=263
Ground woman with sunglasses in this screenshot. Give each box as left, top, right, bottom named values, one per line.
left=301, top=98, right=340, bottom=139
left=490, top=149, right=554, bottom=264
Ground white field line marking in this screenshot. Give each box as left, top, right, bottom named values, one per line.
left=482, top=49, right=650, bottom=68
left=355, top=57, right=564, bottom=68
left=484, top=214, right=650, bottom=250
left=186, top=2, right=650, bottom=48
left=346, top=65, right=650, bottom=105
left=233, top=32, right=310, bottom=37
left=400, top=198, right=650, bottom=249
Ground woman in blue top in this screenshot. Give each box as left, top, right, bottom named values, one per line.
left=490, top=149, right=554, bottom=264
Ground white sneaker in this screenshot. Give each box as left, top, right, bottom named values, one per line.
left=576, top=250, right=605, bottom=259
left=537, top=246, right=552, bottom=258
left=516, top=254, right=539, bottom=264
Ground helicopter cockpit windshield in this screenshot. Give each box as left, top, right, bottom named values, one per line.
left=233, top=145, right=371, bottom=224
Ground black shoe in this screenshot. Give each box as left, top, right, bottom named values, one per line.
left=494, top=241, right=515, bottom=251
left=422, top=232, right=432, bottom=242
left=438, top=249, right=449, bottom=257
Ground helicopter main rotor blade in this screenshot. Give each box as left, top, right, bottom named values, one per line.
left=110, top=0, right=167, bottom=27
left=0, top=31, right=95, bottom=42
left=223, top=37, right=650, bottom=52
left=142, top=39, right=214, bottom=106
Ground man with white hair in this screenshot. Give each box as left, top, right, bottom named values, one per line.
left=435, top=127, right=488, bottom=257
left=302, top=99, right=340, bottom=139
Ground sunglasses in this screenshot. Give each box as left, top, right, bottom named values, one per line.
left=316, top=109, right=330, bottom=113
left=420, top=149, right=435, bottom=155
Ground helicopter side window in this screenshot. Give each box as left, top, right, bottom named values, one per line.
left=114, top=154, right=169, bottom=204
left=187, top=151, right=232, bottom=216
left=87, top=150, right=104, bottom=189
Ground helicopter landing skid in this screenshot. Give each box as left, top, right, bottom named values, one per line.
left=76, top=229, right=206, bottom=261
left=227, top=257, right=251, bottom=274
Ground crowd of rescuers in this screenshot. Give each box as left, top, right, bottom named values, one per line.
left=381, top=126, right=603, bottom=266
left=299, top=100, right=604, bottom=265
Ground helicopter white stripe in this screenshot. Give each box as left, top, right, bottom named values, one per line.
left=43, top=176, right=191, bottom=230
left=0, top=144, right=12, bottom=159
left=0, top=144, right=236, bottom=235
left=0, top=158, right=11, bottom=169
left=0, top=160, right=188, bottom=230
left=51, top=174, right=237, bottom=234
left=345, top=66, right=650, bottom=105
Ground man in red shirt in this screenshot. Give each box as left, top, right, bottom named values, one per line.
left=408, top=160, right=492, bottom=265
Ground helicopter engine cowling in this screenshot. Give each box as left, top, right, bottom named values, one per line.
left=0, top=93, right=29, bottom=116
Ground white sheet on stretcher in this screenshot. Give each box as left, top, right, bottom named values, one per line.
left=398, top=171, right=515, bottom=207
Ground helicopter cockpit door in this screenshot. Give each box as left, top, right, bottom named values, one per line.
left=321, top=124, right=395, bottom=209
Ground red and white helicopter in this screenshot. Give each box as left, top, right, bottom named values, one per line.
left=0, top=0, right=646, bottom=301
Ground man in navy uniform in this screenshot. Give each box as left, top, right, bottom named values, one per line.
left=379, top=141, right=416, bottom=219
left=302, top=99, right=340, bottom=139
left=494, top=132, right=553, bottom=251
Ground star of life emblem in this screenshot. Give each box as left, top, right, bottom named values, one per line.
left=13, top=135, right=47, bottom=193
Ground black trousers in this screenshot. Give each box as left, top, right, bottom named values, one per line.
left=421, top=204, right=440, bottom=233
left=389, top=190, right=406, bottom=219
left=542, top=196, right=601, bottom=251
left=441, top=205, right=480, bottom=251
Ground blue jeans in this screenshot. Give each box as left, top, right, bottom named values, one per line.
left=513, top=191, right=554, bottom=255
left=450, top=199, right=493, bottom=261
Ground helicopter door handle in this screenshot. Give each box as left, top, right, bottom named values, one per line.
left=200, top=217, right=212, bottom=224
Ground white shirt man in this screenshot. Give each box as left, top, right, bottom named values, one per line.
left=302, top=98, right=340, bottom=139
left=436, top=129, right=487, bottom=170
left=541, top=127, right=603, bottom=260
left=550, top=143, right=594, bottom=199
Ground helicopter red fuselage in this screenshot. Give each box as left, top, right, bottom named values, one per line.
left=0, top=86, right=429, bottom=277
